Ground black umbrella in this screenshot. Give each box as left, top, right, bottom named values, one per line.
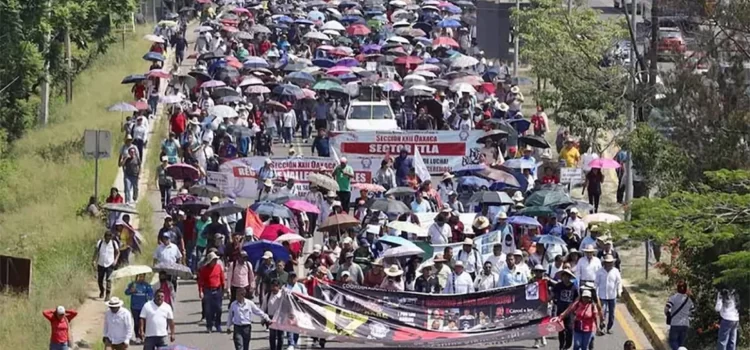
left=215, top=67, right=240, bottom=81
left=102, top=203, right=139, bottom=214
left=164, top=12, right=179, bottom=20
left=519, top=134, right=551, bottom=149
left=385, top=186, right=415, bottom=196
left=199, top=52, right=222, bottom=61
left=188, top=70, right=212, bottom=81
left=428, top=79, right=450, bottom=89
left=188, top=185, right=222, bottom=198
left=250, top=201, right=293, bottom=218
left=469, top=191, right=513, bottom=205
left=477, top=130, right=509, bottom=144
left=171, top=74, right=197, bottom=89
left=212, top=86, right=240, bottom=98
left=180, top=199, right=211, bottom=213
left=403, top=89, right=432, bottom=97
left=121, top=74, right=146, bottom=84
left=368, top=198, right=411, bottom=214
left=207, top=202, right=245, bottom=216
left=283, top=62, right=309, bottom=72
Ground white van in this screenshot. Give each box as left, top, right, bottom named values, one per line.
left=344, top=100, right=400, bottom=131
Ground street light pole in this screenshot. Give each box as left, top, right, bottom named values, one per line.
left=625, top=0, right=637, bottom=221
left=513, top=0, right=520, bottom=76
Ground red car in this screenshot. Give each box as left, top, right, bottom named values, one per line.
left=657, top=28, right=687, bottom=57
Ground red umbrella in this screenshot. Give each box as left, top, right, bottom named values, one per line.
left=259, top=224, right=293, bottom=241
left=394, top=56, right=423, bottom=65
left=433, top=36, right=459, bottom=48
left=346, top=24, right=371, bottom=36
left=130, top=100, right=149, bottom=110
left=147, top=69, right=171, bottom=79
left=220, top=18, right=239, bottom=26
left=329, top=48, right=351, bottom=57
left=222, top=25, right=239, bottom=33
left=165, top=163, right=201, bottom=181
left=225, top=56, right=243, bottom=69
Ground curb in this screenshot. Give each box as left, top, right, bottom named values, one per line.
left=622, top=284, right=669, bottom=350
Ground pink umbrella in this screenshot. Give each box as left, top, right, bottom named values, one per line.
left=302, top=88, right=317, bottom=99
left=147, top=69, right=171, bottom=79
left=165, top=163, right=201, bottom=180
left=589, top=158, right=621, bottom=169
left=327, top=66, right=353, bottom=76
left=201, top=80, right=226, bottom=88
left=352, top=183, right=386, bottom=193
left=285, top=200, right=321, bottom=214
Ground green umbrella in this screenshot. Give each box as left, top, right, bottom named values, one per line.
left=415, top=242, right=434, bottom=261
left=517, top=206, right=555, bottom=217
left=336, top=36, right=353, bottom=45
left=312, top=79, right=344, bottom=92
left=524, top=189, right=575, bottom=208
left=367, top=19, right=382, bottom=30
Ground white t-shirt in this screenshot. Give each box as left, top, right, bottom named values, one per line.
left=153, top=243, right=182, bottom=265
left=96, top=239, right=119, bottom=267
left=140, top=301, right=174, bottom=337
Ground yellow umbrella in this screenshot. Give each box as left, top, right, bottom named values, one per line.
left=387, top=220, right=427, bottom=236
left=109, top=265, right=152, bottom=280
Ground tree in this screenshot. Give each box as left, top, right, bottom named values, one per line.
left=612, top=170, right=750, bottom=347
left=512, top=0, right=629, bottom=153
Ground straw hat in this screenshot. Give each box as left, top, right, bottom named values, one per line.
left=263, top=179, right=273, bottom=187
left=325, top=191, right=337, bottom=198
left=496, top=212, right=508, bottom=219
left=433, top=254, right=446, bottom=263
left=207, top=252, right=220, bottom=261
left=533, top=264, right=545, bottom=272
left=602, top=254, right=616, bottom=263
left=441, top=172, right=454, bottom=181
left=384, top=265, right=404, bottom=277
left=559, top=268, right=576, bottom=278
left=462, top=238, right=474, bottom=245
left=210, top=196, right=220, bottom=204
left=582, top=244, right=597, bottom=253
left=581, top=289, right=593, bottom=298
left=106, top=297, right=124, bottom=308
left=497, top=102, right=509, bottom=112
left=472, top=216, right=490, bottom=230
left=510, top=86, right=520, bottom=94
left=262, top=251, right=274, bottom=259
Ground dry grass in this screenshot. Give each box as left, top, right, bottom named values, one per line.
left=0, top=26, right=153, bottom=349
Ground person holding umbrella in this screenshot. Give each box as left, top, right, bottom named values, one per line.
left=125, top=273, right=153, bottom=344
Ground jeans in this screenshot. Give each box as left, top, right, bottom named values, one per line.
left=148, top=95, right=159, bottom=115
left=233, top=325, right=251, bottom=350
left=269, top=329, right=284, bottom=350
left=282, top=126, right=293, bottom=144
left=204, top=288, right=223, bottom=331
left=133, top=139, right=145, bottom=164
left=601, top=298, right=616, bottom=331
left=573, top=331, right=594, bottom=350
left=185, top=239, right=196, bottom=273
left=116, top=248, right=130, bottom=268
left=300, top=120, right=310, bottom=140
left=287, top=332, right=299, bottom=347
left=337, top=190, right=351, bottom=213
left=668, top=325, right=688, bottom=350
left=49, top=343, right=69, bottom=350
left=193, top=246, right=205, bottom=272
left=97, top=264, right=114, bottom=296
left=314, top=119, right=327, bottom=131
left=159, top=183, right=171, bottom=209
left=132, top=308, right=142, bottom=339
left=142, top=336, right=168, bottom=350
left=717, top=318, right=738, bottom=350
left=124, top=175, right=139, bottom=203
left=176, top=50, right=185, bottom=65
left=267, top=126, right=278, bottom=140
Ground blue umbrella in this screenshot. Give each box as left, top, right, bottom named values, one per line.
left=143, top=52, right=165, bottom=62
left=307, top=10, right=326, bottom=22
left=437, top=18, right=461, bottom=28
left=243, top=240, right=291, bottom=266
left=445, top=5, right=462, bottom=14
left=243, top=56, right=269, bottom=69
left=507, top=215, right=542, bottom=226
left=341, top=15, right=364, bottom=23
left=274, top=15, right=294, bottom=23
left=425, top=57, right=440, bottom=64
left=250, top=201, right=293, bottom=218
left=503, top=158, right=537, bottom=170
left=285, top=71, right=316, bottom=85
left=508, top=118, right=531, bottom=133
left=273, top=84, right=305, bottom=98
left=414, top=37, right=432, bottom=46
left=534, top=234, right=567, bottom=246
left=378, top=235, right=418, bottom=247
left=458, top=176, right=490, bottom=188
left=335, top=57, right=360, bottom=67
left=295, top=19, right=314, bottom=25
left=312, top=58, right=336, bottom=68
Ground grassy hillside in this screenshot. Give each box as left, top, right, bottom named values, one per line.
left=0, top=26, right=152, bottom=349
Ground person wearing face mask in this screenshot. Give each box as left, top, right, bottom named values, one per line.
left=443, top=261, right=474, bottom=294
left=474, top=261, right=499, bottom=292
left=428, top=213, right=451, bottom=244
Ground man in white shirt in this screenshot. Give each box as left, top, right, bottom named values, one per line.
left=103, top=297, right=134, bottom=349
left=428, top=215, right=451, bottom=245
left=227, top=288, right=271, bottom=350
left=153, top=234, right=183, bottom=266
left=140, top=289, right=175, bottom=350
left=443, top=261, right=474, bottom=294
left=485, top=243, right=507, bottom=274
left=456, top=238, right=482, bottom=279
left=92, top=231, right=120, bottom=301
left=264, top=280, right=285, bottom=350
left=474, top=261, right=499, bottom=291
left=595, top=255, right=622, bottom=334
left=277, top=178, right=298, bottom=196
left=513, top=249, right=531, bottom=278
left=131, top=116, right=149, bottom=165
left=562, top=208, right=587, bottom=237
left=575, top=245, right=602, bottom=283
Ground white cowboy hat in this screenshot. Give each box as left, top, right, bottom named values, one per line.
left=210, top=196, right=220, bottom=204
left=496, top=212, right=508, bottom=219
left=325, top=191, right=337, bottom=198
left=497, top=102, right=510, bottom=112
left=263, top=179, right=273, bottom=187
left=106, top=297, right=124, bottom=308
left=602, top=254, right=616, bottom=263
left=510, top=86, right=520, bottom=94
left=384, top=265, right=404, bottom=277
left=512, top=249, right=523, bottom=256
left=472, top=216, right=490, bottom=230
left=206, top=252, right=220, bottom=261
left=262, top=251, right=274, bottom=259
left=581, top=289, right=593, bottom=298
left=582, top=244, right=597, bottom=253
left=511, top=191, right=524, bottom=202
left=462, top=238, right=474, bottom=245
left=441, top=172, right=454, bottom=181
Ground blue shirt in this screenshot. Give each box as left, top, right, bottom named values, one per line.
left=314, top=102, right=329, bottom=120
left=499, top=268, right=529, bottom=287
left=393, top=156, right=412, bottom=184
left=312, top=136, right=331, bottom=157
left=125, top=281, right=154, bottom=310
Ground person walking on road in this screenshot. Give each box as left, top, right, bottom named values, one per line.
left=102, top=297, right=134, bottom=350
left=198, top=252, right=226, bottom=333
left=120, top=144, right=141, bottom=205
left=43, top=306, right=77, bottom=350
left=594, top=255, right=622, bottom=335
left=556, top=289, right=601, bottom=350
left=93, top=231, right=120, bottom=301
left=139, top=289, right=175, bottom=350
left=715, top=288, right=740, bottom=350
left=333, top=157, right=354, bottom=213
left=227, top=287, right=272, bottom=350
left=664, top=281, right=694, bottom=350
left=228, top=251, right=256, bottom=304
left=155, top=157, right=173, bottom=210
left=124, top=273, right=153, bottom=344
left=264, top=279, right=285, bottom=350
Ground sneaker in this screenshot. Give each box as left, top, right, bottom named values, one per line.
left=606, top=329, right=613, bottom=335
left=542, top=337, right=548, bottom=345
left=206, top=328, right=212, bottom=334
left=287, top=346, right=295, bottom=350
left=99, top=292, right=104, bottom=299
left=215, top=326, right=223, bottom=333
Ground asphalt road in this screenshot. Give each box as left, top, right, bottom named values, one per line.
left=129, top=9, right=655, bottom=350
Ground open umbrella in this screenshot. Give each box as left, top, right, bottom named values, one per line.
left=386, top=221, right=426, bottom=236
left=273, top=84, right=304, bottom=98
left=451, top=55, right=479, bottom=68
left=385, top=186, right=415, bottom=196
left=285, top=200, right=321, bottom=214
left=121, top=74, right=147, bottom=84
left=107, top=102, right=140, bottom=113
left=143, top=52, right=165, bottom=62
left=382, top=245, right=424, bottom=258
left=525, top=188, right=575, bottom=208
left=308, top=173, right=339, bottom=191
left=519, top=135, right=551, bottom=149
left=583, top=213, right=622, bottom=224
left=368, top=198, right=410, bottom=214
left=378, top=235, right=418, bottom=247
left=109, top=265, right=152, bottom=280
left=351, top=183, right=386, bottom=193
left=503, top=158, right=537, bottom=170
left=188, top=185, right=222, bottom=198
left=243, top=240, right=291, bottom=265
left=165, top=163, right=200, bottom=181
left=588, top=158, right=621, bottom=169
left=143, top=34, right=165, bottom=43
left=259, top=223, right=294, bottom=241
left=246, top=85, right=271, bottom=94
left=153, top=262, right=192, bottom=279
left=250, top=202, right=293, bottom=218
left=469, top=191, right=513, bottom=205
left=201, top=80, right=226, bottom=88
left=179, top=198, right=210, bottom=213
left=206, top=202, right=245, bottom=216
left=507, top=215, right=542, bottom=227
left=275, top=233, right=306, bottom=243
left=208, top=105, right=238, bottom=119
left=319, top=213, right=360, bottom=232
left=101, top=203, right=139, bottom=214
left=535, top=234, right=567, bottom=246
left=517, top=206, right=556, bottom=217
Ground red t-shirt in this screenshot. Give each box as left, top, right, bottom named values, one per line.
left=182, top=216, right=196, bottom=241
left=43, top=309, right=78, bottom=344
left=541, top=175, right=559, bottom=184
left=133, top=84, right=146, bottom=100
left=198, top=263, right=226, bottom=290
left=171, top=112, right=187, bottom=134
left=574, top=302, right=597, bottom=332
left=531, top=114, right=546, bottom=132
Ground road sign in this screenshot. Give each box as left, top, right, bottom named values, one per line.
left=83, top=129, right=112, bottom=159
left=560, top=167, right=584, bottom=184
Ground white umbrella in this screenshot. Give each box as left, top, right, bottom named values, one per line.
left=583, top=213, right=622, bottom=224
left=322, top=29, right=341, bottom=37
left=107, top=102, right=139, bottom=112
left=109, top=265, right=152, bottom=280
left=386, top=221, right=426, bottom=236
left=194, top=25, right=214, bottom=33
left=275, top=233, right=306, bottom=243
left=451, top=82, right=477, bottom=94
left=410, top=84, right=436, bottom=93
left=386, top=36, right=410, bottom=44
left=416, top=63, right=441, bottom=72
left=403, top=74, right=426, bottom=82
left=208, top=105, right=238, bottom=119
left=414, top=70, right=437, bottom=78
left=238, top=76, right=264, bottom=87
left=382, top=245, right=424, bottom=258
left=304, top=31, right=331, bottom=41
left=143, top=34, right=165, bottom=43
left=321, top=20, right=345, bottom=31
left=451, top=55, right=479, bottom=68
left=159, top=94, right=183, bottom=104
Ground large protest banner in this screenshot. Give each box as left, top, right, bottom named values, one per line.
left=330, top=131, right=486, bottom=174
left=272, top=284, right=563, bottom=347
left=218, top=157, right=375, bottom=198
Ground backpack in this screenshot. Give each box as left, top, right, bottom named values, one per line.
left=97, top=239, right=119, bottom=256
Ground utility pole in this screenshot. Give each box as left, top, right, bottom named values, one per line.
left=513, top=0, right=520, bottom=76
left=625, top=0, right=637, bottom=221
left=648, top=0, right=659, bottom=88
left=567, top=0, right=573, bottom=13
left=65, top=27, right=72, bottom=104
left=39, top=0, right=53, bottom=125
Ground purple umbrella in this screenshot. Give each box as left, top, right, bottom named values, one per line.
left=165, top=163, right=201, bottom=181
left=361, top=44, right=381, bottom=54
left=335, top=57, right=359, bottom=67
left=159, top=345, right=200, bottom=350
left=201, top=80, right=226, bottom=88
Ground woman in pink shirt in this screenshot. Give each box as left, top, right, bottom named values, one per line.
left=557, top=289, right=601, bottom=350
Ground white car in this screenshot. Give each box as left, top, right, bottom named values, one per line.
left=344, top=100, right=399, bottom=131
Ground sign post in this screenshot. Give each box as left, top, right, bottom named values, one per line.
left=84, top=130, right=112, bottom=200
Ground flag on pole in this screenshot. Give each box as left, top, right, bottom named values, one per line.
left=413, top=147, right=430, bottom=183
left=244, top=208, right=264, bottom=238
left=330, top=144, right=341, bottom=166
